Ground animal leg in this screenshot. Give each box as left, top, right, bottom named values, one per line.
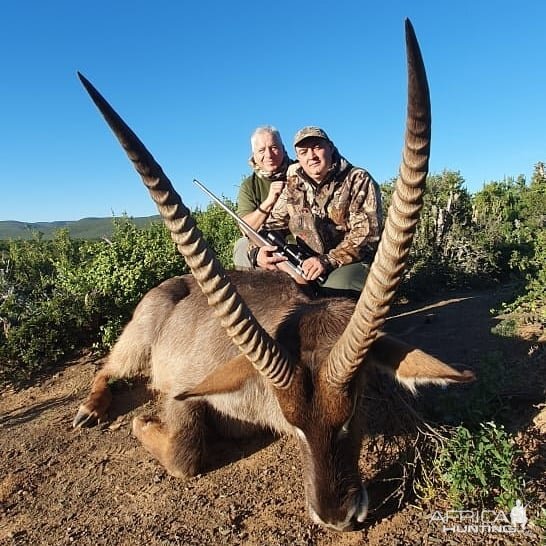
left=132, top=399, right=206, bottom=479
left=73, top=368, right=113, bottom=428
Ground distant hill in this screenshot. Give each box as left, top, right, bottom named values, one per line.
left=0, top=216, right=161, bottom=240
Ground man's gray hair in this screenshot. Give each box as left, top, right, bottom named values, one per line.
left=250, top=126, right=283, bottom=152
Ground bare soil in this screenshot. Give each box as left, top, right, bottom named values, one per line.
left=1, top=286, right=544, bottom=545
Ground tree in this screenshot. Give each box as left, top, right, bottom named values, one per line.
left=472, top=176, right=526, bottom=244
left=519, top=162, right=546, bottom=230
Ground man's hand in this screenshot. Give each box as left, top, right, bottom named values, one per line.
left=261, top=181, right=285, bottom=211
left=257, top=245, right=288, bottom=270
left=301, top=256, right=326, bottom=281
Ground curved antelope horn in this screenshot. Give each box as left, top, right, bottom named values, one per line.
left=78, top=73, right=293, bottom=389
left=326, top=19, right=431, bottom=389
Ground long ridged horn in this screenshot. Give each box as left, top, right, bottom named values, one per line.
left=78, top=72, right=293, bottom=389
left=326, top=19, right=431, bottom=388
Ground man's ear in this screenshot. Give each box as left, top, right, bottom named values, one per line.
left=367, top=334, right=475, bottom=393
left=174, top=355, right=256, bottom=401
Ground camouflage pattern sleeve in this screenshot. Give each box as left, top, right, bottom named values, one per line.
left=263, top=184, right=289, bottom=231
left=262, top=162, right=299, bottom=232
left=327, top=169, right=382, bottom=266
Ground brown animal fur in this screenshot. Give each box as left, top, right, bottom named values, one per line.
left=75, top=271, right=473, bottom=530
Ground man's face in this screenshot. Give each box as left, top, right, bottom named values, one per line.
left=295, top=137, right=333, bottom=182
left=252, top=133, right=285, bottom=173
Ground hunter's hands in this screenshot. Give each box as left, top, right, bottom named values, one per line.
left=257, top=245, right=288, bottom=270
left=261, top=181, right=285, bottom=211
left=301, top=256, right=326, bottom=281
left=257, top=248, right=326, bottom=282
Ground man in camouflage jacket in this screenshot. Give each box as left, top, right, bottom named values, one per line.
left=252, top=126, right=382, bottom=293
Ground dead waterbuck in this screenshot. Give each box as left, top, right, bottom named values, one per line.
left=73, top=20, right=474, bottom=531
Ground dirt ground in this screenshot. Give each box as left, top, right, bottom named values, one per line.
left=0, top=286, right=544, bottom=545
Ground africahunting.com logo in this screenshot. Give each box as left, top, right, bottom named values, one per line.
left=429, top=500, right=530, bottom=534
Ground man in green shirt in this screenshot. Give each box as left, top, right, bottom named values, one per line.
left=233, top=126, right=292, bottom=269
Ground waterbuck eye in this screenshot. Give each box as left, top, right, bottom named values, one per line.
left=336, top=416, right=352, bottom=441
left=336, top=396, right=359, bottom=440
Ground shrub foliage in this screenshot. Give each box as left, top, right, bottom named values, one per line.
left=0, top=168, right=544, bottom=386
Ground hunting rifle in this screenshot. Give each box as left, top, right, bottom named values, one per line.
left=193, top=179, right=326, bottom=285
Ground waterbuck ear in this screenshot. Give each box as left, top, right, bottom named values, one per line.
left=174, top=355, right=256, bottom=401
left=367, top=334, right=475, bottom=393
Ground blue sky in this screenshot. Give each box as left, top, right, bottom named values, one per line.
left=1, top=1, right=545, bottom=222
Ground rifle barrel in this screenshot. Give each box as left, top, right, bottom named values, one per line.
left=192, top=179, right=308, bottom=284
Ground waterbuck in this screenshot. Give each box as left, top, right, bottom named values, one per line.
left=73, top=20, right=474, bottom=531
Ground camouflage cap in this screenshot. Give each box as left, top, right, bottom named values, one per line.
left=293, top=126, right=332, bottom=147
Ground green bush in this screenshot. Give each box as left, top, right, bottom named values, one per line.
left=194, top=199, right=241, bottom=269
left=430, top=422, right=524, bottom=510
left=54, top=218, right=185, bottom=350
left=0, top=295, right=86, bottom=382
left=0, top=205, right=242, bottom=386
left=383, top=171, right=504, bottom=297
left=501, top=227, right=546, bottom=323
left=0, top=230, right=91, bottom=383
left=0, top=219, right=183, bottom=384
left=382, top=167, right=545, bottom=298
left=1, top=162, right=544, bottom=386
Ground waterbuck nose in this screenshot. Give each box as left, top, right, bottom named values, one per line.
left=309, top=487, right=368, bottom=532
